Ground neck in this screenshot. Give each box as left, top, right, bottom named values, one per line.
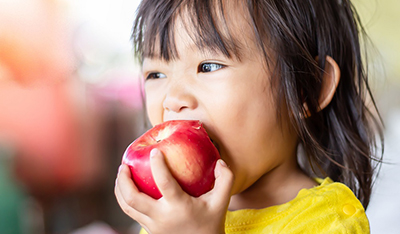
left=228, top=160, right=317, bottom=211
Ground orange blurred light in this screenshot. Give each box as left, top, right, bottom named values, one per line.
left=0, top=0, right=75, bottom=84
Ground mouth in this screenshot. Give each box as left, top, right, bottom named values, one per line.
left=209, top=137, right=221, bottom=155
left=188, top=120, right=221, bottom=156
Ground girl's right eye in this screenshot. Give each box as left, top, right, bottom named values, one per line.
left=146, top=72, right=166, bottom=80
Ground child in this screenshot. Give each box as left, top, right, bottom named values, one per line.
left=115, top=0, right=384, bottom=233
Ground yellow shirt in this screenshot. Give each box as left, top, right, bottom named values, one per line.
left=139, top=178, right=369, bottom=233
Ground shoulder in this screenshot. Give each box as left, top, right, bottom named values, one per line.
left=301, top=177, right=364, bottom=210
left=226, top=178, right=370, bottom=234
left=289, top=177, right=369, bottom=233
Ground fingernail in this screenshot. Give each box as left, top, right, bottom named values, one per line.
left=150, top=148, right=159, bottom=158
left=215, top=160, right=225, bottom=178
left=219, top=159, right=227, bottom=167
left=118, top=165, right=122, bottom=174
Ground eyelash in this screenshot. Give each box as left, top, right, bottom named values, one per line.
left=145, top=72, right=166, bottom=80
left=145, top=62, right=225, bottom=80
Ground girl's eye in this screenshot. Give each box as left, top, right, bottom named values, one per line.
left=146, top=72, right=166, bottom=80
left=198, top=63, right=224, bottom=73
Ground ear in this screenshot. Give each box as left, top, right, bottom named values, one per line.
left=318, top=56, right=340, bottom=110
left=303, top=56, right=340, bottom=116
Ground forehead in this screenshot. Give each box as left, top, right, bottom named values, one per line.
left=138, top=0, right=258, bottom=62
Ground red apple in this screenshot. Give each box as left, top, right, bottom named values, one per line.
left=122, top=120, right=220, bottom=199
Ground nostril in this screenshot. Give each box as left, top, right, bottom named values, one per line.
left=162, top=81, right=198, bottom=113
left=179, top=105, right=189, bottom=111
left=162, top=95, right=195, bottom=113
left=162, top=100, right=188, bottom=113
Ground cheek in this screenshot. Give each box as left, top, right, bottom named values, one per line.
left=145, top=90, right=163, bottom=126
left=211, top=84, right=275, bottom=137
left=208, top=87, right=278, bottom=164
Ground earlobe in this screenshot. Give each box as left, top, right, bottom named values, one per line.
left=302, top=56, right=340, bottom=117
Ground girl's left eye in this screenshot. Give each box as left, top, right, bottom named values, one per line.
left=198, top=63, right=225, bottom=73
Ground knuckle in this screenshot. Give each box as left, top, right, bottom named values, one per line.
left=125, top=195, right=137, bottom=208
left=122, top=205, right=131, bottom=215
left=122, top=206, right=137, bottom=219
left=157, top=177, right=171, bottom=190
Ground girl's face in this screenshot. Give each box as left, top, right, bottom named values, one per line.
left=142, top=14, right=299, bottom=195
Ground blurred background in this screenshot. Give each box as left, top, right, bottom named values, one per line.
left=0, top=0, right=399, bottom=233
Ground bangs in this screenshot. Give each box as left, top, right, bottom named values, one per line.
left=132, top=0, right=244, bottom=62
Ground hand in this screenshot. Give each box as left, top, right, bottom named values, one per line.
left=114, top=148, right=234, bottom=234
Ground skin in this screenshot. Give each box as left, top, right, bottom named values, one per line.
left=115, top=2, right=340, bottom=233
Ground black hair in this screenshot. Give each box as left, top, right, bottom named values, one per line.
left=131, top=0, right=384, bottom=208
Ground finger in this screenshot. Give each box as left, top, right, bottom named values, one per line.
left=115, top=181, right=151, bottom=224
left=116, top=164, right=154, bottom=214
left=207, top=159, right=234, bottom=207
left=150, top=148, right=184, bottom=200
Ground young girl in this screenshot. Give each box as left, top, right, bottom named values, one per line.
left=115, top=0, right=384, bottom=233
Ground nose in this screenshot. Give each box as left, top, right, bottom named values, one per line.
left=162, top=81, right=198, bottom=114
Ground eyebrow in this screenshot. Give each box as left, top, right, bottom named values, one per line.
left=142, top=41, right=232, bottom=63
left=195, top=44, right=229, bottom=59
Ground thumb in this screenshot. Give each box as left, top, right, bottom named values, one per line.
left=209, top=159, right=234, bottom=207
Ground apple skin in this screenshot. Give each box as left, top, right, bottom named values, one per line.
left=122, top=120, right=221, bottom=199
